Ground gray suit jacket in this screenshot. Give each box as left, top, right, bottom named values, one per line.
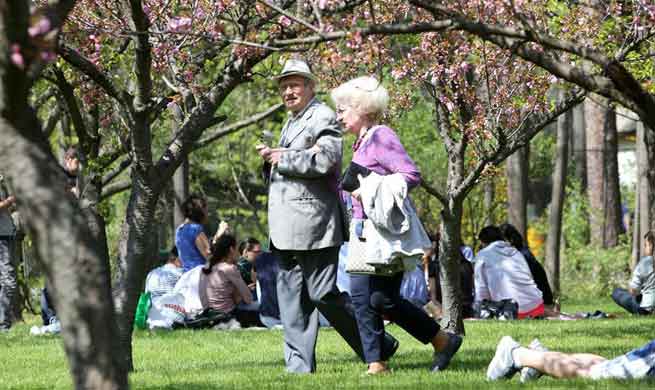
left=268, top=98, right=345, bottom=251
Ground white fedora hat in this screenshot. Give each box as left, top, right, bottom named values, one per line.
left=274, top=58, right=317, bottom=83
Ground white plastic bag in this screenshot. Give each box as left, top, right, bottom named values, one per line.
left=147, top=293, right=186, bottom=329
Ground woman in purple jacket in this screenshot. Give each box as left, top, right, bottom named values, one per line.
left=331, top=76, right=462, bottom=375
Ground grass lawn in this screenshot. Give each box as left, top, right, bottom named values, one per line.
left=1, top=297, right=653, bottom=389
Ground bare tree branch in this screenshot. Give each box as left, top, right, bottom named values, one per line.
left=259, top=0, right=322, bottom=34
left=194, top=103, right=284, bottom=150
left=271, top=20, right=455, bottom=46
left=42, top=105, right=62, bottom=137
left=101, top=180, right=131, bottom=200
left=52, top=68, right=90, bottom=150
left=122, top=0, right=154, bottom=170
left=102, top=157, right=132, bottom=186
left=40, top=0, right=78, bottom=32
left=57, top=43, right=126, bottom=104
left=420, top=180, right=448, bottom=207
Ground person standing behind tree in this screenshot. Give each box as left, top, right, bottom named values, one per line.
left=0, top=174, right=17, bottom=331
left=256, top=59, right=398, bottom=373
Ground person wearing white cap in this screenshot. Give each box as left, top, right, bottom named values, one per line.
left=256, top=58, right=398, bottom=373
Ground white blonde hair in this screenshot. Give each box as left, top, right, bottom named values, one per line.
left=331, top=76, right=389, bottom=117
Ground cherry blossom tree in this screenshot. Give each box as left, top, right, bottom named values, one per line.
left=407, top=0, right=655, bottom=232
left=0, top=1, right=128, bottom=388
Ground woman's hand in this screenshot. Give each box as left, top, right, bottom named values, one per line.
left=212, top=221, right=230, bottom=244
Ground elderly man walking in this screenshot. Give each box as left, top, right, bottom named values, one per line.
left=257, top=59, right=397, bottom=373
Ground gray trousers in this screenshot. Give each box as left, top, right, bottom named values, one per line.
left=0, top=239, right=16, bottom=329
left=275, top=246, right=365, bottom=373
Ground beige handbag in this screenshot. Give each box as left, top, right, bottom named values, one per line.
left=345, top=222, right=377, bottom=274
left=345, top=220, right=401, bottom=276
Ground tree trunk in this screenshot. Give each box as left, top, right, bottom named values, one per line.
left=602, top=106, right=622, bottom=247
left=545, top=98, right=570, bottom=296
left=585, top=96, right=607, bottom=246
left=571, top=103, right=587, bottom=191
left=173, top=158, right=189, bottom=229
left=439, top=198, right=465, bottom=335
left=645, top=124, right=655, bottom=233
left=1, top=128, right=128, bottom=390
left=112, top=178, right=158, bottom=372
left=633, top=121, right=651, bottom=266
left=506, top=146, right=529, bottom=237
left=1, top=4, right=127, bottom=387
left=437, top=140, right=467, bottom=335
left=483, top=180, right=494, bottom=226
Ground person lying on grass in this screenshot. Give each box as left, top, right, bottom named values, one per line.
left=487, top=336, right=655, bottom=383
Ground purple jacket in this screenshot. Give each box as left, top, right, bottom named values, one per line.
left=350, top=125, right=420, bottom=219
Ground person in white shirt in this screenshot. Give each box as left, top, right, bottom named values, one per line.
left=474, top=225, right=544, bottom=319
left=145, top=246, right=183, bottom=300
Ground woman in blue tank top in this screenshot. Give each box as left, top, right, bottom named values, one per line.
left=175, top=194, right=227, bottom=272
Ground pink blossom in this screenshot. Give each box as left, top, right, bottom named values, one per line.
left=28, top=17, right=52, bottom=37
left=279, top=16, right=292, bottom=27
left=168, top=17, right=192, bottom=32
left=40, top=51, right=56, bottom=63
left=10, top=44, right=24, bottom=69
left=319, top=0, right=328, bottom=9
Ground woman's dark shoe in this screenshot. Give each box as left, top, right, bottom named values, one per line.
left=431, top=333, right=463, bottom=372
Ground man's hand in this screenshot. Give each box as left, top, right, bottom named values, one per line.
left=0, top=195, right=15, bottom=209
left=256, top=144, right=284, bottom=164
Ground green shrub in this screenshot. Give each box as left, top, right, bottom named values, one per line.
left=560, top=242, right=632, bottom=299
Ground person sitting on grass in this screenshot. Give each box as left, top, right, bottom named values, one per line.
left=499, top=223, right=554, bottom=311
left=611, top=230, right=655, bottom=316
left=487, top=336, right=655, bottom=382
left=145, top=246, right=183, bottom=301
left=237, top=237, right=261, bottom=297
left=199, top=233, right=255, bottom=329
left=474, top=225, right=544, bottom=319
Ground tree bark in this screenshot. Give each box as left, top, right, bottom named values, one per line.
left=173, top=158, right=189, bottom=229
left=112, top=178, right=158, bottom=372
left=1, top=2, right=127, bottom=388
left=506, top=146, right=529, bottom=237
left=602, top=106, right=623, bottom=247
left=571, top=103, right=587, bottom=191
left=483, top=180, right=494, bottom=226
left=585, top=96, right=607, bottom=246
left=645, top=124, right=655, bottom=233
left=545, top=97, right=570, bottom=296
left=439, top=199, right=465, bottom=335
left=634, top=121, right=651, bottom=266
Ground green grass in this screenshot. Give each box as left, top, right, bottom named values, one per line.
left=1, top=297, right=653, bottom=389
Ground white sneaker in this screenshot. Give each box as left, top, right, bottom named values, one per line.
left=487, top=336, right=520, bottom=381
left=30, top=326, right=43, bottom=335
left=42, top=319, right=61, bottom=334
left=519, top=339, right=547, bottom=383
left=225, top=318, right=241, bottom=330
left=213, top=318, right=241, bottom=330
